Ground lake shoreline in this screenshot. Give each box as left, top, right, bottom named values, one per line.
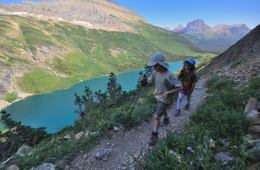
left=1, top=60, right=181, bottom=112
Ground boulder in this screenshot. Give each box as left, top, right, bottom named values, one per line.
left=247, top=110, right=260, bottom=125
left=247, top=143, right=260, bottom=161
left=245, top=139, right=260, bottom=148
left=249, top=126, right=260, bottom=135
left=95, top=148, right=112, bottom=160
left=7, top=165, right=19, bottom=170
left=245, top=98, right=258, bottom=113
left=214, top=152, right=234, bottom=165
left=16, top=144, right=31, bottom=156
left=74, top=131, right=84, bottom=140
left=31, top=163, right=55, bottom=170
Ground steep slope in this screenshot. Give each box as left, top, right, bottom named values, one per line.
left=0, top=13, right=213, bottom=100
left=200, top=24, right=260, bottom=83
left=173, top=19, right=251, bottom=53
left=0, top=0, right=143, bottom=31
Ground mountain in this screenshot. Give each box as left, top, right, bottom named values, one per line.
left=0, top=0, right=214, bottom=101
left=173, top=19, right=251, bottom=53
left=175, top=19, right=210, bottom=33
left=200, top=24, right=260, bottom=83
left=0, top=0, right=143, bottom=32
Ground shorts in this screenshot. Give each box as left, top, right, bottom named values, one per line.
left=155, top=101, right=170, bottom=117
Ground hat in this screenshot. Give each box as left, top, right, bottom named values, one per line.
left=185, top=58, right=196, bottom=65
left=147, top=53, right=168, bottom=68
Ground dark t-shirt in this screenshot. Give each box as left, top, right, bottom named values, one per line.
left=178, top=70, right=197, bottom=93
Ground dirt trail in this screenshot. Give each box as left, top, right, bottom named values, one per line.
left=70, top=80, right=207, bottom=170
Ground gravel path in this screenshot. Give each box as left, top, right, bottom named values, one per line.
left=70, top=80, right=207, bottom=170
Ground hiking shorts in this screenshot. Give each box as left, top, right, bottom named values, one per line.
left=155, top=101, right=170, bottom=117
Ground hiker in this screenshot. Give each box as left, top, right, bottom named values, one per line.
left=175, top=58, right=197, bottom=116
left=141, top=53, right=182, bottom=146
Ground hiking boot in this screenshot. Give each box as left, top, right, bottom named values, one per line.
left=148, top=132, right=158, bottom=146
left=185, top=104, right=190, bottom=110
left=163, top=117, right=170, bottom=125
left=174, top=109, right=181, bottom=117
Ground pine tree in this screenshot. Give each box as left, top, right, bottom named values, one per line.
left=107, top=72, right=122, bottom=105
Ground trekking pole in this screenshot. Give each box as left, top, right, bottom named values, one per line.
left=121, top=76, right=144, bottom=138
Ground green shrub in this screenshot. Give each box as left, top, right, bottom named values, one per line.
left=245, top=77, right=260, bottom=100
left=4, top=92, right=17, bottom=102
left=206, top=76, right=235, bottom=93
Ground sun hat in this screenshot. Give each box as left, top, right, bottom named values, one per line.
left=147, top=52, right=168, bottom=68
left=185, top=58, right=196, bottom=65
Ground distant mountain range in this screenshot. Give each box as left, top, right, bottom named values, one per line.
left=173, top=19, right=251, bottom=53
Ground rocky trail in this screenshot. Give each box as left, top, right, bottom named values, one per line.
left=69, top=80, right=207, bottom=170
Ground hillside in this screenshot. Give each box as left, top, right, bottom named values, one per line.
left=173, top=19, right=251, bottom=53
left=0, top=0, right=143, bottom=31
left=0, top=1, right=214, bottom=101
left=200, top=24, right=260, bottom=83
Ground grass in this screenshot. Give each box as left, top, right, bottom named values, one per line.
left=0, top=14, right=215, bottom=95
left=4, top=92, right=18, bottom=103
left=17, top=69, right=67, bottom=94
left=142, top=76, right=259, bottom=170
left=11, top=87, right=156, bottom=169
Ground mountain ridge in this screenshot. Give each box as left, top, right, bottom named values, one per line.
left=0, top=0, right=144, bottom=32
left=173, top=19, right=251, bottom=53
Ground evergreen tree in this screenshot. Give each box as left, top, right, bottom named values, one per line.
left=107, top=72, right=122, bottom=105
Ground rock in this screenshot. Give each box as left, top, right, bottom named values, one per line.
left=95, top=148, right=112, bottom=160
left=16, top=144, right=31, bottom=156
left=64, top=165, right=70, bottom=170
left=247, top=143, right=260, bottom=161
left=186, top=146, right=195, bottom=154
left=220, top=139, right=230, bottom=148
left=245, top=98, right=258, bottom=113
left=63, top=135, right=71, bottom=140
left=245, top=139, right=260, bottom=148
left=209, top=138, right=216, bottom=148
left=113, top=127, right=119, bottom=132
left=214, top=152, right=234, bottom=165
left=133, top=153, right=139, bottom=159
left=7, top=165, right=19, bottom=170
left=128, top=156, right=134, bottom=164
left=247, top=110, right=260, bottom=124
left=244, top=134, right=254, bottom=141
left=168, top=150, right=182, bottom=163
left=74, top=131, right=84, bottom=140
left=249, top=126, right=260, bottom=135
left=31, top=163, right=55, bottom=170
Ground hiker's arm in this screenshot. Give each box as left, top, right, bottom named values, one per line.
left=163, top=88, right=181, bottom=96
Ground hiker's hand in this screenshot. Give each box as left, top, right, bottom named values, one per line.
left=163, top=91, right=170, bottom=97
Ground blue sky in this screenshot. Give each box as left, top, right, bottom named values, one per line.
left=1, top=0, right=259, bottom=29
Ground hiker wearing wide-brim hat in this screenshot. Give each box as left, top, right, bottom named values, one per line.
left=141, top=52, right=182, bottom=146
left=175, top=58, right=197, bottom=116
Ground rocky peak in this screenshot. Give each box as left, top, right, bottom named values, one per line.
left=184, top=19, right=210, bottom=33
left=173, top=24, right=184, bottom=33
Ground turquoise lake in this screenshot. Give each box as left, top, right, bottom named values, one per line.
left=3, top=61, right=183, bottom=133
